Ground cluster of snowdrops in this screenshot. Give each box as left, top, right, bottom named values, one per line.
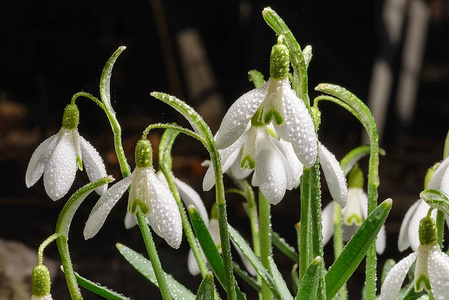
left=27, top=7, right=449, bottom=300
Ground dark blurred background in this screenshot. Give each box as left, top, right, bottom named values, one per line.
left=1, top=0, right=449, bottom=299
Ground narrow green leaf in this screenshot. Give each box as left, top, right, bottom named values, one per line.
left=188, top=206, right=227, bottom=289
left=116, top=243, right=195, bottom=299
left=325, top=199, right=392, bottom=299
left=196, top=272, right=216, bottom=300
left=420, top=188, right=449, bottom=216
left=100, top=46, right=126, bottom=111
left=268, top=257, right=294, bottom=300
left=291, top=264, right=299, bottom=296
left=272, top=231, right=298, bottom=263
left=296, top=257, right=322, bottom=300
left=232, top=262, right=261, bottom=293
left=74, top=271, right=130, bottom=300
left=340, top=146, right=386, bottom=176
left=227, top=225, right=280, bottom=299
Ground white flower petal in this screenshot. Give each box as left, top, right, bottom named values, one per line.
left=43, top=129, right=77, bottom=200
left=319, top=143, right=348, bottom=208
left=270, top=137, right=303, bottom=190
left=274, top=85, right=317, bottom=168
left=25, top=133, right=59, bottom=188
left=216, top=84, right=269, bottom=149
left=174, top=177, right=209, bottom=224
left=428, top=246, right=449, bottom=299
left=379, top=252, right=417, bottom=300
left=428, top=156, right=449, bottom=191
left=342, top=188, right=366, bottom=226
left=80, top=136, right=108, bottom=195
left=231, top=239, right=257, bottom=276
left=187, top=249, right=201, bottom=276
left=321, top=201, right=335, bottom=246
left=208, top=218, right=221, bottom=247
left=146, top=171, right=183, bottom=248
left=124, top=211, right=138, bottom=229
left=228, top=152, right=253, bottom=180
left=408, top=200, right=433, bottom=252
left=84, top=174, right=134, bottom=239
left=398, top=199, right=421, bottom=252
left=255, top=146, right=287, bottom=205
left=376, top=224, right=386, bottom=254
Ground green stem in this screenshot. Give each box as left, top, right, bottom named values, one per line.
left=258, top=190, right=272, bottom=300
left=136, top=213, right=171, bottom=300
left=57, top=234, right=82, bottom=300
left=38, top=233, right=61, bottom=265
left=299, top=167, right=312, bottom=280
left=332, top=204, right=347, bottom=300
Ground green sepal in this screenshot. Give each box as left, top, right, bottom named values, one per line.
left=135, top=139, right=153, bottom=168
left=296, top=257, right=322, bottom=300
left=73, top=270, right=131, bottom=300
left=195, top=272, right=216, bottom=300
left=325, top=198, right=392, bottom=299
left=421, top=188, right=449, bottom=217
left=31, top=264, right=51, bottom=297
left=61, top=104, right=79, bottom=129
left=116, top=243, right=195, bottom=299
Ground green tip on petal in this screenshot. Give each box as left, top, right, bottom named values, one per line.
left=76, top=156, right=83, bottom=171
left=263, top=109, right=284, bottom=125
left=135, top=139, right=153, bottom=168
left=240, top=155, right=255, bottom=170
left=61, top=104, right=79, bottom=129
left=269, top=42, right=290, bottom=80
left=31, top=264, right=51, bottom=297
left=414, top=273, right=432, bottom=292
left=348, top=164, right=364, bottom=188
left=418, top=216, right=437, bottom=245
left=129, top=198, right=150, bottom=215
left=344, top=214, right=363, bottom=226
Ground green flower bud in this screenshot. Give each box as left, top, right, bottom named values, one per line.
left=31, top=264, right=51, bottom=297
left=269, top=41, right=290, bottom=80
left=135, top=139, right=153, bottom=168
left=419, top=216, right=437, bottom=246
left=61, top=104, right=79, bottom=129
left=348, top=164, right=364, bottom=188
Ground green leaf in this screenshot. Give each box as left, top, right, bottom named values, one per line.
left=188, top=206, right=227, bottom=289
left=116, top=243, right=195, bottom=300
left=196, top=272, right=216, bottom=300
left=421, top=188, right=449, bottom=216
left=74, top=271, right=130, bottom=300
left=100, top=46, right=126, bottom=112
left=248, top=70, right=266, bottom=88
left=325, top=199, right=392, bottom=299
left=227, top=225, right=281, bottom=299
left=272, top=231, right=298, bottom=263
left=268, top=257, right=294, bottom=300
left=296, top=257, right=322, bottom=300
left=340, top=146, right=386, bottom=176
left=232, top=262, right=261, bottom=293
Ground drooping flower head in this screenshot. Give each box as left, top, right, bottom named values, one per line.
left=25, top=104, right=107, bottom=200
left=207, top=38, right=318, bottom=204
left=84, top=138, right=182, bottom=248
left=380, top=215, right=449, bottom=300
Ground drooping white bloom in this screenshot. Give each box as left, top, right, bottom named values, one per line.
left=25, top=104, right=107, bottom=201
left=380, top=217, right=449, bottom=300
left=322, top=187, right=386, bottom=254
left=84, top=139, right=182, bottom=249
left=398, top=156, right=449, bottom=252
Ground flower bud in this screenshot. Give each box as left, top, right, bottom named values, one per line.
left=269, top=41, right=289, bottom=80
left=418, top=216, right=437, bottom=246
left=61, top=104, right=79, bottom=129
left=31, top=264, right=52, bottom=299
left=135, top=139, right=153, bottom=168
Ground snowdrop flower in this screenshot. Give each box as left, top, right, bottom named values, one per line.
left=399, top=158, right=449, bottom=252
left=25, top=104, right=107, bottom=200
left=322, top=165, right=385, bottom=254
left=380, top=216, right=449, bottom=300
left=84, top=139, right=182, bottom=249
